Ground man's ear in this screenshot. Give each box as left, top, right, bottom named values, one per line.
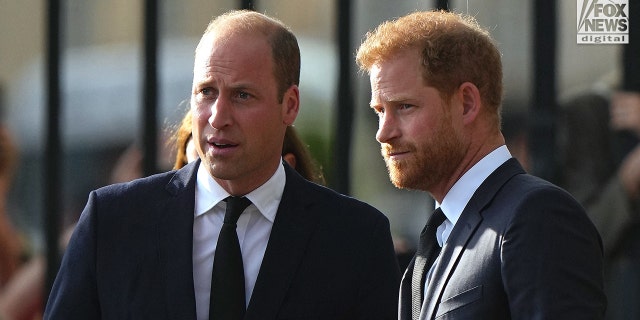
left=282, top=85, right=300, bottom=126
left=459, top=82, right=481, bottom=125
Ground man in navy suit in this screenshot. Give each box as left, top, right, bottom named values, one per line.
left=44, top=10, right=400, bottom=320
left=356, top=10, right=606, bottom=319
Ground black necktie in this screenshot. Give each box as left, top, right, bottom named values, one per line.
left=210, top=196, right=252, bottom=320
left=411, top=207, right=446, bottom=320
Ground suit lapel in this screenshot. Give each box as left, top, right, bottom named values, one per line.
left=158, top=161, right=199, bottom=319
left=245, top=164, right=321, bottom=320
left=422, top=158, right=525, bottom=319
left=422, top=203, right=482, bottom=319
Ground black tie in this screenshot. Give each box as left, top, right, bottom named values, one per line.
left=210, top=196, right=252, bottom=320
left=411, top=207, right=446, bottom=320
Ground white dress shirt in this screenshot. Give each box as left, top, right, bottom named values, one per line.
left=424, top=145, right=512, bottom=291
left=192, top=162, right=286, bottom=320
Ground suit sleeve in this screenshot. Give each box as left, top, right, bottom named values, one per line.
left=44, top=191, right=101, bottom=320
left=501, top=187, right=607, bottom=319
left=355, top=213, right=401, bottom=320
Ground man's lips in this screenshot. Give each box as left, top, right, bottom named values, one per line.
left=387, top=150, right=409, bottom=157
left=207, top=137, right=237, bottom=147
left=206, top=138, right=239, bottom=154
left=211, top=142, right=237, bottom=149
left=386, top=152, right=410, bottom=162
left=383, top=145, right=409, bottom=157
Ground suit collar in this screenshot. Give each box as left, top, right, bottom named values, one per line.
left=422, top=158, right=525, bottom=319
left=156, top=161, right=329, bottom=319
left=165, top=159, right=199, bottom=195
left=159, top=160, right=199, bottom=318
left=193, top=160, right=286, bottom=223
left=245, top=163, right=322, bottom=320
left=439, top=145, right=511, bottom=227
left=160, top=161, right=314, bottom=319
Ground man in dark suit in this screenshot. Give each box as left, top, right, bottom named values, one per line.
left=44, top=10, right=400, bottom=320
left=356, top=10, right=606, bottom=319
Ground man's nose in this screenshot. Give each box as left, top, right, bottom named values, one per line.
left=376, top=112, right=400, bottom=143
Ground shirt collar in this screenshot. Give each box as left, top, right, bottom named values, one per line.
left=194, top=161, right=286, bottom=223
left=437, top=145, right=512, bottom=224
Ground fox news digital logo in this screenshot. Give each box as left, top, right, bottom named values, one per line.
left=577, top=0, right=629, bottom=44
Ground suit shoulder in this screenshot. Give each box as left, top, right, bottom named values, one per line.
left=302, top=181, right=388, bottom=220
left=495, top=173, right=592, bottom=228
left=93, top=170, right=178, bottom=200
left=79, top=169, right=189, bottom=227
left=506, top=173, right=579, bottom=204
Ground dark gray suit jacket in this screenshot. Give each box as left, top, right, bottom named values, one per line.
left=399, top=158, right=606, bottom=319
left=44, top=160, right=400, bottom=319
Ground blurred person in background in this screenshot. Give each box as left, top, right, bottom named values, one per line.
left=280, top=126, right=325, bottom=185
left=0, top=126, right=22, bottom=288
left=557, top=4, right=640, bottom=316
left=0, top=125, right=43, bottom=320
left=169, top=109, right=200, bottom=170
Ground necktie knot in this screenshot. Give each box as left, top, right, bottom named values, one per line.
left=429, top=207, right=446, bottom=228
left=224, top=196, right=252, bottom=224
left=416, top=208, right=446, bottom=256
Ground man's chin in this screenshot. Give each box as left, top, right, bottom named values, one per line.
left=388, top=166, right=427, bottom=191
left=388, top=169, right=409, bottom=189
left=204, top=160, right=236, bottom=180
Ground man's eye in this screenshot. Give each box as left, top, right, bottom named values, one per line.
left=201, top=88, right=213, bottom=95
left=399, top=104, right=413, bottom=110
left=238, top=91, right=250, bottom=100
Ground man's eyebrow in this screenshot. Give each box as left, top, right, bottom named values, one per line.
left=193, top=76, right=215, bottom=87
left=370, top=95, right=411, bottom=107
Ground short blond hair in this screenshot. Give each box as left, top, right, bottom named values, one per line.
left=356, top=10, right=503, bottom=119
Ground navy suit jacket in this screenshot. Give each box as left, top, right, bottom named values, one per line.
left=399, top=158, right=607, bottom=319
left=44, top=161, right=401, bottom=319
